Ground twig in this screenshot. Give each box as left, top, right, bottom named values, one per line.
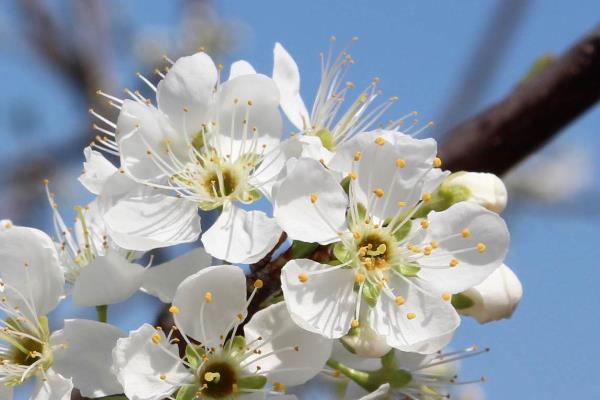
left=438, top=24, right=600, bottom=175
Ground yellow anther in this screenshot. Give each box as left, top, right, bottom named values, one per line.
left=421, top=192, right=432, bottom=202
left=351, top=319, right=360, bottom=328
left=348, top=171, right=357, bottom=180
left=42, top=178, right=49, bottom=185
left=450, top=258, right=459, bottom=268
left=430, top=240, right=439, bottom=249
left=168, top=305, right=180, bottom=314
left=420, top=219, right=430, bottom=229
left=159, top=374, right=166, bottom=380
left=353, top=231, right=361, bottom=240
left=424, top=246, right=432, bottom=256
left=310, top=193, right=318, bottom=204
left=462, top=228, right=471, bottom=238
left=373, top=188, right=384, bottom=198
left=433, top=157, right=442, bottom=168
left=396, top=159, right=406, bottom=168
left=236, top=313, right=244, bottom=321
left=354, top=273, right=366, bottom=283
left=374, top=137, right=385, bottom=146
left=397, top=201, right=407, bottom=208
left=273, top=382, right=286, bottom=392
left=298, top=273, right=309, bottom=283
left=204, top=292, right=213, bottom=303
left=151, top=333, right=161, bottom=344
left=354, top=151, right=362, bottom=161
left=406, top=312, right=417, bottom=320
left=253, top=279, right=264, bottom=289
left=442, top=293, right=451, bottom=301
left=395, top=296, right=406, bottom=305
left=477, top=243, right=487, bottom=253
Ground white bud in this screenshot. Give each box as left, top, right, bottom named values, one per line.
left=0, top=220, right=13, bottom=231
left=445, top=172, right=508, bottom=213
left=341, top=324, right=391, bottom=358
left=458, top=264, right=523, bottom=324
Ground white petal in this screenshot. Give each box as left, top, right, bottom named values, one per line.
left=50, top=319, right=125, bottom=397
left=173, top=265, right=247, bottom=346
left=79, top=146, right=117, bottom=195
left=0, top=384, right=12, bottom=400
left=281, top=259, right=356, bottom=338
left=371, top=275, right=459, bottom=354
left=249, top=137, right=305, bottom=200
left=116, top=99, right=182, bottom=182
left=345, top=382, right=391, bottom=400
left=72, top=250, right=145, bottom=306
left=243, top=302, right=333, bottom=386
left=273, top=43, right=309, bottom=130
left=215, top=74, right=282, bottom=160
left=329, top=130, right=436, bottom=176
left=141, top=247, right=212, bottom=303
left=331, top=131, right=438, bottom=220
left=113, top=324, right=191, bottom=400
left=157, top=52, right=218, bottom=135
left=416, top=202, right=510, bottom=294
left=202, top=204, right=282, bottom=264
left=273, top=158, right=348, bottom=244
left=31, top=370, right=73, bottom=400
left=103, top=189, right=201, bottom=251
left=0, top=225, right=64, bottom=318
left=229, top=60, right=257, bottom=79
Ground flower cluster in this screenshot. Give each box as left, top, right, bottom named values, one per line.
left=1, top=39, right=522, bottom=400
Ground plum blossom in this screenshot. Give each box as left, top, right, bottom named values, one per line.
left=113, top=265, right=332, bottom=400
left=275, top=131, right=509, bottom=353
left=43, top=179, right=210, bottom=307
left=0, top=224, right=124, bottom=399
left=90, top=51, right=288, bottom=264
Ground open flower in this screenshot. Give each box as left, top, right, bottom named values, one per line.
left=273, top=40, right=417, bottom=160
left=329, top=341, right=488, bottom=400
left=91, top=51, right=286, bottom=263
left=0, top=224, right=124, bottom=399
left=113, top=265, right=332, bottom=400
left=44, top=180, right=211, bottom=307
left=275, top=131, right=509, bottom=353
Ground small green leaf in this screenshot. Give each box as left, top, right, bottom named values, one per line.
left=176, top=384, right=200, bottom=400
left=362, top=284, right=381, bottom=308
left=380, top=349, right=396, bottom=369
left=348, top=203, right=367, bottom=228
left=399, top=264, right=420, bottom=277
left=392, top=220, right=412, bottom=242
left=315, top=128, right=335, bottom=150
left=238, top=374, right=267, bottom=390
left=185, top=344, right=206, bottom=370
left=225, top=335, right=246, bottom=357
left=340, top=175, right=351, bottom=194
left=451, top=293, right=475, bottom=310
left=291, top=241, right=319, bottom=259
left=333, top=242, right=351, bottom=263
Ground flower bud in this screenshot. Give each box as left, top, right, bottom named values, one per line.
left=341, top=324, right=392, bottom=358
left=458, top=264, right=523, bottom=324
left=444, top=172, right=508, bottom=213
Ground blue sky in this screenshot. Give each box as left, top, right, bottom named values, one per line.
left=3, top=1, right=600, bottom=399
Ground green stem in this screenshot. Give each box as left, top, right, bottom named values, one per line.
left=96, top=305, right=108, bottom=323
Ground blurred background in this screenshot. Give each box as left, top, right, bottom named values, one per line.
left=1, top=1, right=599, bottom=399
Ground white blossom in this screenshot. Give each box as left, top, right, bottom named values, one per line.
left=113, top=265, right=332, bottom=400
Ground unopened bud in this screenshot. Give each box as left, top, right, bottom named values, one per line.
left=341, top=323, right=391, bottom=358
left=444, top=172, right=508, bottom=213
left=457, top=264, right=523, bottom=324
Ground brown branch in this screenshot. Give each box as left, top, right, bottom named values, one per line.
left=438, top=24, right=600, bottom=175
